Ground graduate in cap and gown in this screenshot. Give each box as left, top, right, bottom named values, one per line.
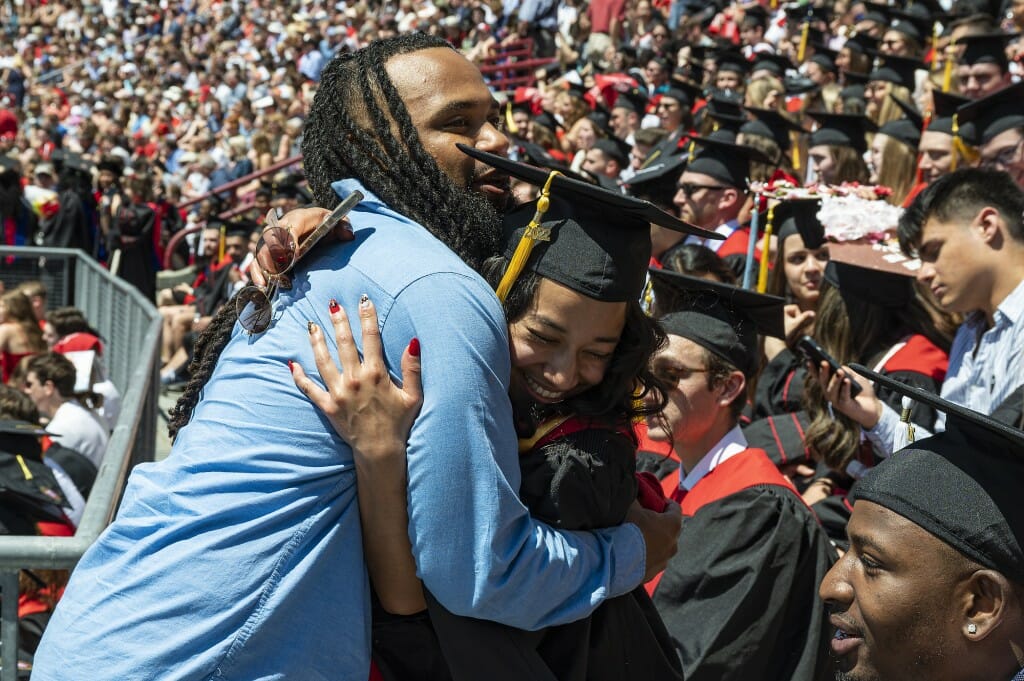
left=822, top=368, right=1024, bottom=681
left=643, top=269, right=836, bottom=681
left=749, top=198, right=827, bottom=423
left=956, top=80, right=1024, bottom=188
left=955, top=32, right=1016, bottom=99
left=673, top=134, right=775, bottom=277
left=802, top=242, right=953, bottom=547
left=294, top=145, right=721, bottom=681
left=806, top=112, right=874, bottom=184
left=871, top=96, right=925, bottom=205
left=916, top=90, right=977, bottom=186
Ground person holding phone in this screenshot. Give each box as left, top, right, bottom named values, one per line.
left=801, top=252, right=955, bottom=548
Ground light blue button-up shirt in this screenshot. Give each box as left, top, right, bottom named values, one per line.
left=867, top=279, right=1024, bottom=455
left=32, top=181, right=645, bottom=681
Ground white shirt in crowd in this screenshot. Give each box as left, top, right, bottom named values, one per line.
left=46, top=400, right=110, bottom=469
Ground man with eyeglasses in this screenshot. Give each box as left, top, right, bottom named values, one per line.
left=957, top=81, right=1024, bottom=189
left=673, top=135, right=774, bottom=261
left=645, top=269, right=836, bottom=681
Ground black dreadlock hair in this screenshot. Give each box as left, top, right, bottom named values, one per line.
left=302, top=32, right=502, bottom=272
left=167, top=300, right=237, bottom=440
left=170, top=34, right=504, bottom=440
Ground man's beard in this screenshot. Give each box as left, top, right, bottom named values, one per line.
left=425, top=179, right=506, bottom=275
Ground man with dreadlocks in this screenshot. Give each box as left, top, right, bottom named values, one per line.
left=33, top=35, right=681, bottom=680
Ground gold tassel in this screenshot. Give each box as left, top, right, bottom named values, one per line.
left=756, top=205, right=774, bottom=293
left=217, top=223, right=226, bottom=262
left=688, top=139, right=696, bottom=163
left=495, top=171, right=561, bottom=302
left=505, top=102, right=519, bottom=137
left=791, top=134, right=801, bottom=171
left=797, top=22, right=810, bottom=63
left=942, top=41, right=954, bottom=92
left=930, top=22, right=941, bottom=71
left=16, top=454, right=33, bottom=480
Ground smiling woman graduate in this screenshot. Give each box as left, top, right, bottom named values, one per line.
left=291, top=146, right=719, bottom=681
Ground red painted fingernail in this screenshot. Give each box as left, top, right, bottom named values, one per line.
left=287, top=360, right=295, bottom=372
left=408, top=337, right=420, bottom=357
left=328, top=299, right=340, bottom=313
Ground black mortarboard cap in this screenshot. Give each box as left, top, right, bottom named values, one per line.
left=96, top=155, right=125, bottom=176
left=59, top=151, right=93, bottom=174
left=848, top=364, right=1024, bottom=582
left=925, top=90, right=974, bottom=137
left=808, top=111, right=875, bottom=153
left=808, top=45, right=839, bottom=74
left=823, top=258, right=914, bottom=308
left=881, top=96, right=925, bottom=149
left=844, top=33, right=880, bottom=55
left=887, top=15, right=925, bottom=43
left=651, top=268, right=786, bottom=378
left=715, top=48, right=751, bottom=76
left=774, top=197, right=825, bottom=250
left=741, top=107, right=804, bottom=152
left=703, top=93, right=747, bottom=133
left=518, top=141, right=558, bottom=167
left=750, top=52, right=795, bottom=78
left=958, top=32, right=1015, bottom=70
left=668, top=75, right=703, bottom=106
left=740, top=4, right=768, bottom=29
left=868, top=54, right=924, bottom=90
left=686, top=134, right=774, bottom=188
left=784, top=76, right=823, bottom=95
left=587, top=109, right=617, bottom=139
left=844, top=70, right=871, bottom=86
left=861, top=2, right=891, bottom=25
left=0, top=420, right=69, bottom=517
left=533, top=112, right=563, bottom=134
left=592, top=137, right=630, bottom=166
left=458, top=145, right=719, bottom=302
left=623, top=152, right=686, bottom=207
left=955, top=80, right=1024, bottom=144
left=624, top=152, right=686, bottom=189
left=661, top=85, right=692, bottom=109
left=224, top=218, right=259, bottom=238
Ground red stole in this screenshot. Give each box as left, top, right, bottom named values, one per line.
left=645, top=449, right=801, bottom=596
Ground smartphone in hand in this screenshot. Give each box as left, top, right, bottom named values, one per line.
left=796, top=335, right=862, bottom=398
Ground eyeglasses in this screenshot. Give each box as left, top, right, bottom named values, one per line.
left=980, top=140, right=1024, bottom=171
left=236, top=190, right=363, bottom=334
left=652, top=364, right=709, bottom=385
left=677, top=182, right=728, bottom=197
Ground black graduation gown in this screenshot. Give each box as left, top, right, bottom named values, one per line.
left=426, top=423, right=683, bottom=681
left=38, top=188, right=94, bottom=254
left=110, top=202, right=157, bottom=301
left=652, top=457, right=835, bottom=681
left=373, top=422, right=683, bottom=681
left=753, top=348, right=807, bottom=419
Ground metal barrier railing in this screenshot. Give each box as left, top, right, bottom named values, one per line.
left=0, top=246, right=161, bottom=680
